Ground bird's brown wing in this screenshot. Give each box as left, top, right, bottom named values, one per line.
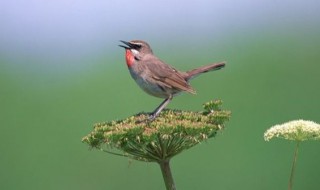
left=145, top=58, right=196, bottom=94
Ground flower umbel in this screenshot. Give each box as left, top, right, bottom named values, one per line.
left=264, top=119, right=320, bottom=190
left=82, top=100, right=231, bottom=162
left=82, top=100, right=231, bottom=190
left=264, top=119, right=320, bottom=142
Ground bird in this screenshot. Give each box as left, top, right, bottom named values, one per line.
left=119, top=40, right=225, bottom=120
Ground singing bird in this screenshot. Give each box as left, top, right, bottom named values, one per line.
left=119, top=40, right=225, bottom=120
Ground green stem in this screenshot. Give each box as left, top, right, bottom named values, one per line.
left=159, top=160, right=176, bottom=190
left=288, top=141, right=300, bottom=190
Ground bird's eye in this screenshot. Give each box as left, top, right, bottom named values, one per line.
left=133, top=44, right=142, bottom=50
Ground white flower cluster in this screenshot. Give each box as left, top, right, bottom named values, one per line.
left=264, top=119, right=320, bottom=141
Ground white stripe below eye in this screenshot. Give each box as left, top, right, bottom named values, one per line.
left=131, top=49, right=139, bottom=55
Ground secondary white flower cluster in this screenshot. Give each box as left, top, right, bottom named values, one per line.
left=264, top=119, right=320, bottom=141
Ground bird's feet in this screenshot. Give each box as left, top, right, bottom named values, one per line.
left=135, top=113, right=157, bottom=124
left=148, top=112, right=158, bottom=121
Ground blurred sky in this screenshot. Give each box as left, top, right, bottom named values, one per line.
left=1, top=0, right=319, bottom=68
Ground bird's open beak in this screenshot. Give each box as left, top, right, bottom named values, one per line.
left=119, top=40, right=140, bottom=49
left=119, top=40, right=132, bottom=49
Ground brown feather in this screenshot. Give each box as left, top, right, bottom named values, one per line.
left=186, top=62, right=226, bottom=80
left=145, top=55, right=196, bottom=94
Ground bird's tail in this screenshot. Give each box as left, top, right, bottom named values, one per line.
left=186, top=62, right=226, bottom=80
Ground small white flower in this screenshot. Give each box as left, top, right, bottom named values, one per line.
left=264, top=119, right=320, bottom=141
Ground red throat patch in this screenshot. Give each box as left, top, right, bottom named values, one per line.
left=125, top=49, right=134, bottom=67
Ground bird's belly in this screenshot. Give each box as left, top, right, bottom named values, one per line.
left=134, top=76, right=170, bottom=98
left=129, top=69, right=172, bottom=98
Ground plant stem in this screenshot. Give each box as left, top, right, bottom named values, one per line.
left=159, top=160, right=176, bottom=190
left=288, top=141, right=300, bottom=190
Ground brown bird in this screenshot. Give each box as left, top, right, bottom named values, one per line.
left=119, top=40, right=225, bottom=120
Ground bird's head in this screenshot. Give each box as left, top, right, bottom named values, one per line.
left=119, top=40, right=153, bottom=67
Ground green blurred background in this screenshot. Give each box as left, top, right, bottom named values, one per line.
left=1, top=1, right=320, bottom=189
